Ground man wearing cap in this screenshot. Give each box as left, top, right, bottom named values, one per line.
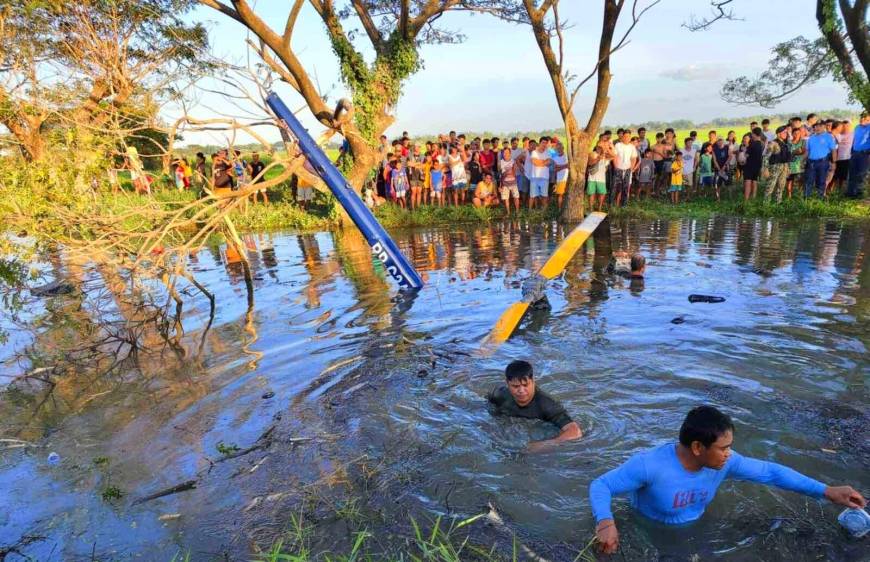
left=764, top=126, right=792, bottom=203
left=804, top=121, right=838, bottom=198
left=846, top=111, right=870, bottom=199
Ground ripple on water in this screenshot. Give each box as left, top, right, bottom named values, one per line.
left=1, top=218, right=868, bottom=560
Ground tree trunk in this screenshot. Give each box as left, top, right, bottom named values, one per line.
left=817, top=0, right=870, bottom=111
left=3, top=113, right=46, bottom=162
left=563, top=128, right=591, bottom=221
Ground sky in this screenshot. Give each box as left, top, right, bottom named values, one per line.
left=175, top=0, right=857, bottom=146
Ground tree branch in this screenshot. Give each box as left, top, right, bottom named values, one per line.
left=351, top=0, right=383, bottom=48
left=283, top=0, right=306, bottom=48
left=683, top=0, right=741, bottom=31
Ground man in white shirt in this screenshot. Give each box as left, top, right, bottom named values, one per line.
left=552, top=142, right=569, bottom=209
left=833, top=120, right=853, bottom=193
left=613, top=129, right=638, bottom=207
left=529, top=136, right=552, bottom=209
left=681, top=137, right=698, bottom=198
left=761, top=119, right=775, bottom=144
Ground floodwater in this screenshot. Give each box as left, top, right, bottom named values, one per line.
left=0, top=217, right=868, bottom=561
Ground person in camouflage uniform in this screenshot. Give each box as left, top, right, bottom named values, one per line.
left=765, top=126, right=792, bottom=203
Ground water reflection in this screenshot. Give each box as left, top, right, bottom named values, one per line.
left=0, top=217, right=868, bottom=560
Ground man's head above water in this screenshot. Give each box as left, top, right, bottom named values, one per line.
left=505, top=360, right=535, bottom=407
left=678, top=405, right=735, bottom=470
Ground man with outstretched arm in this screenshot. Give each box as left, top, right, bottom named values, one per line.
left=487, top=360, right=582, bottom=453
left=589, top=405, right=865, bottom=554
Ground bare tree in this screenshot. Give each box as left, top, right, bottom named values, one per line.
left=198, top=0, right=496, bottom=195
left=682, top=0, right=740, bottom=31
left=494, top=0, right=657, bottom=221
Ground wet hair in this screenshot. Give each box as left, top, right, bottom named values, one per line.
left=630, top=254, right=645, bottom=272
left=679, top=405, right=734, bottom=447
left=505, top=360, right=533, bottom=382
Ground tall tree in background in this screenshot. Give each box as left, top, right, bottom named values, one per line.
left=686, top=0, right=869, bottom=112
left=494, top=0, right=657, bottom=221
left=198, top=0, right=491, bottom=193
left=0, top=0, right=208, bottom=161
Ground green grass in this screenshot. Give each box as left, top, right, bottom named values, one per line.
left=93, top=182, right=870, bottom=245
left=610, top=195, right=870, bottom=221
left=251, top=512, right=503, bottom=562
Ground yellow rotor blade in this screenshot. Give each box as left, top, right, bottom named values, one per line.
left=484, top=212, right=607, bottom=347
left=488, top=301, right=531, bottom=344
left=538, top=212, right=607, bottom=280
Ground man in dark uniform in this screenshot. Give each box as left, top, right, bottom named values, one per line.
left=487, top=360, right=582, bottom=452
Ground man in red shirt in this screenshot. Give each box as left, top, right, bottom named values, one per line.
left=479, top=140, right=496, bottom=178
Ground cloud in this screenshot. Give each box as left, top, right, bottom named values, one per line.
left=659, top=64, right=729, bottom=82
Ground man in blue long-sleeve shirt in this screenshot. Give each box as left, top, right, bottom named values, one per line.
left=846, top=110, right=870, bottom=199
left=589, top=405, right=866, bottom=554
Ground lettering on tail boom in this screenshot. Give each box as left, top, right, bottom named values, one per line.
left=370, top=241, right=410, bottom=289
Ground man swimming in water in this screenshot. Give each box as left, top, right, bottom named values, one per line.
left=589, top=405, right=866, bottom=554
left=487, top=360, right=582, bottom=452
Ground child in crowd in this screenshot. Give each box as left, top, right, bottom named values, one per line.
left=670, top=151, right=683, bottom=204
left=698, top=144, right=715, bottom=199
left=430, top=160, right=444, bottom=207
left=635, top=149, right=655, bottom=200
left=390, top=160, right=409, bottom=208
left=499, top=148, right=520, bottom=215
left=587, top=146, right=608, bottom=211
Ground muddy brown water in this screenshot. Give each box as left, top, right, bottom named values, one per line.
left=0, top=217, right=868, bottom=561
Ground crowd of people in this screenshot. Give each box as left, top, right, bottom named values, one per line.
left=120, top=147, right=271, bottom=205
left=369, top=110, right=870, bottom=213
left=123, top=111, right=870, bottom=215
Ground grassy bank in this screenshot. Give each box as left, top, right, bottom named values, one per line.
left=93, top=189, right=870, bottom=241
left=609, top=196, right=870, bottom=221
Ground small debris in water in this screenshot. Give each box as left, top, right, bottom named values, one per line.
left=838, top=507, right=870, bottom=538
left=158, top=513, right=181, bottom=522
left=31, top=280, right=75, bottom=297
left=671, top=316, right=686, bottom=324
left=688, top=294, right=726, bottom=303
left=821, top=448, right=838, bottom=454
left=261, top=391, right=275, bottom=399
left=47, top=452, right=60, bottom=465
left=417, top=369, right=428, bottom=378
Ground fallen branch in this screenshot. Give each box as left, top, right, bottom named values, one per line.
left=131, top=479, right=198, bottom=505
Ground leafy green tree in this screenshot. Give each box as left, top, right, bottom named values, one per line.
left=0, top=0, right=208, bottom=161
left=198, top=0, right=500, bottom=195
left=686, top=0, right=869, bottom=112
